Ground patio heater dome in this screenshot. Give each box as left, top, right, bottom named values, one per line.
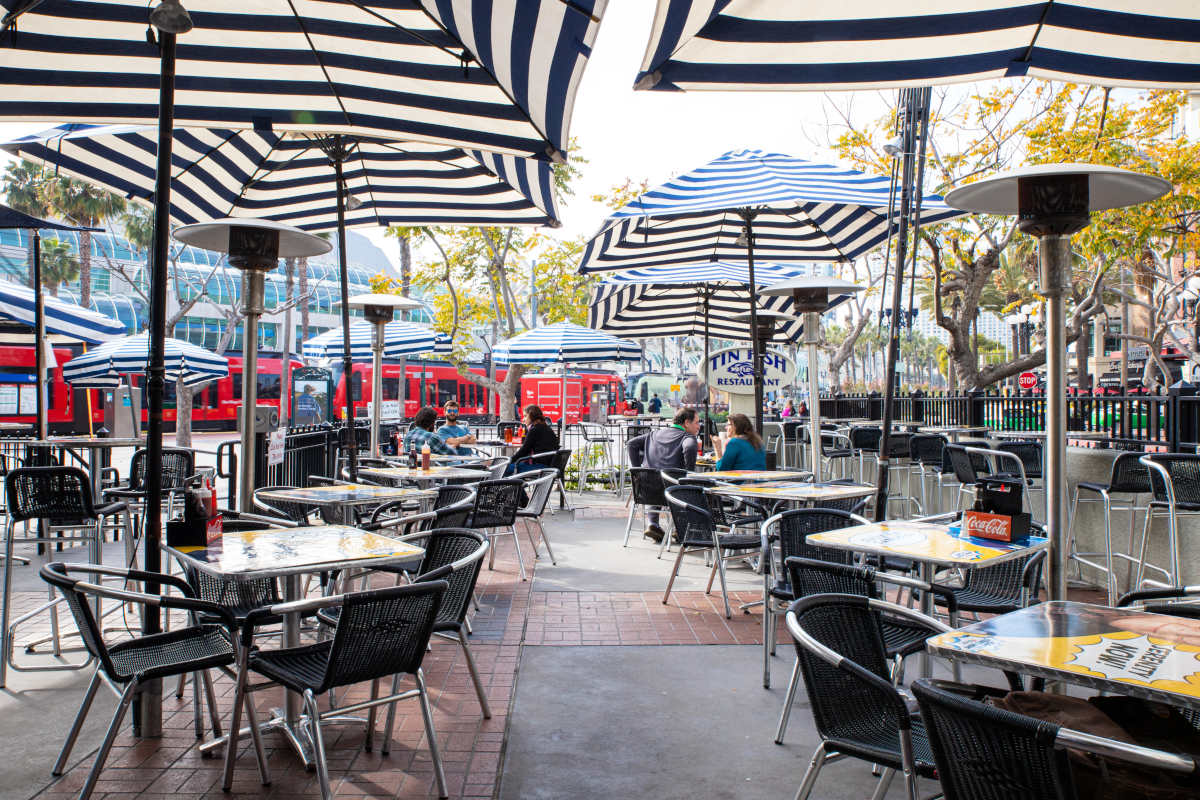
left=173, top=218, right=331, bottom=269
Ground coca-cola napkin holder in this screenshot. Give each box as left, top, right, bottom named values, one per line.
left=166, top=485, right=214, bottom=548
left=963, top=478, right=1031, bottom=543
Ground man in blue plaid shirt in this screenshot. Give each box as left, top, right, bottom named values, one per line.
left=401, top=406, right=469, bottom=455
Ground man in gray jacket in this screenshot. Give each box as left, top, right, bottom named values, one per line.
left=627, top=408, right=701, bottom=541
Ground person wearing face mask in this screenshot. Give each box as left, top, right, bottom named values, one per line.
left=435, top=401, right=476, bottom=454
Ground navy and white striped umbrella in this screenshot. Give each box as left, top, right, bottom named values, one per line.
left=0, top=0, right=605, bottom=161
left=302, top=320, right=439, bottom=361
left=0, top=278, right=125, bottom=344
left=635, top=1, right=1200, bottom=92
left=493, top=322, right=640, bottom=366
left=589, top=262, right=854, bottom=340
left=7, top=125, right=561, bottom=229
left=579, top=150, right=963, bottom=271
left=62, top=333, right=228, bottom=387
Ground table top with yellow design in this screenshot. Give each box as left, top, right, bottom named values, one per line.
left=166, top=524, right=425, bottom=580
left=359, top=465, right=487, bottom=483
left=687, top=469, right=812, bottom=483
left=256, top=483, right=436, bottom=507
left=807, top=520, right=1048, bottom=567
left=710, top=481, right=873, bottom=503
left=927, top=601, right=1200, bottom=711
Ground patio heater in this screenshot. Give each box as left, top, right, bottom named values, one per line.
left=946, top=164, right=1169, bottom=601
left=761, top=277, right=866, bottom=479
left=174, top=219, right=330, bottom=511
left=343, top=293, right=422, bottom=457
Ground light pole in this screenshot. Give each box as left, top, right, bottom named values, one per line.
left=760, top=277, right=866, bottom=480
left=174, top=219, right=330, bottom=510
left=342, top=294, right=423, bottom=458
left=947, top=164, right=1169, bottom=601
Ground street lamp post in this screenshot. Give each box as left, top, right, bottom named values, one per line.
left=174, top=219, right=330, bottom=511
left=759, top=277, right=865, bottom=480
left=947, top=164, right=1169, bottom=602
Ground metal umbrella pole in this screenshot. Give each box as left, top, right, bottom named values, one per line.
left=32, top=230, right=45, bottom=440
left=370, top=320, right=385, bottom=456
left=703, top=285, right=711, bottom=440
left=804, top=311, right=822, bottom=479
left=737, top=208, right=763, bottom=433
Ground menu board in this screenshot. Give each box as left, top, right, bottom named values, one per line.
left=18, top=384, right=36, bottom=415
left=0, top=385, right=19, bottom=415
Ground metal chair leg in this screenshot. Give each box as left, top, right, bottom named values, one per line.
left=622, top=501, right=637, bottom=547
left=793, top=740, right=829, bottom=800
left=77, top=680, right=137, bottom=800
left=663, top=546, right=688, bottom=605
left=714, top=546, right=733, bottom=619
left=509, top=525, right=527, bottom=581
left=304, top=689, right=332, bottom=800
left=53, top=668, right=103, bottom=776
left=415, top=669, right=448, bottom=799
left=535, top=518, right=556, bottom=565
left=775, top=657, right=803, bottom=745
left=458, top=625, right=492, bottom=719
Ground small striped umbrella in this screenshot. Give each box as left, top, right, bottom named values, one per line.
left=62, top=333, right=228, bottom=388
left=0, top=278, right=125, bottom=344
left=302, top=320, right=439, bottom=361
left=493, top=322, right=640, bottom=366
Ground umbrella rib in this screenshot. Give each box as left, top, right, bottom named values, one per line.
left=232, top=136, right=320, bottom=214
left=285, top=0, right=355, bottom=130
left=1017, top=1, right=1057, bottom=66
left=170, top=129, right=243, bottom=186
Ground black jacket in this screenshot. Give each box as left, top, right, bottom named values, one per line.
left=512, top=421, right=560, bottom=464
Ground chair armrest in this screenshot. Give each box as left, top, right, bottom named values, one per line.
left=99, top=466, right=120, bottom=488
left=881, top=573, right=959, bottom=615
left=1117, top=585, right=1200, bottom=608
left=58, top=563, right=195, bottom=598
left=71, top=579, right=237, bottom=633
left=1021, top=549, right=1048, bottom=591
left=219, top=509, right=298, bottom=528
left=363, top=510, right=435, bottom=534
left=866, top=597, right=953, bottom=635
left=1056, top=728, right=1196, bottom=774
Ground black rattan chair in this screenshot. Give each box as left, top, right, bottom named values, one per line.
left=103, top=446, right=195, bottom=530
left=663, top=484, right=759, bottom=619
left=468, top=478, right=529, bottom=580
left=785, top=594, right=947, bottom=800
left=1, top=466, right=135, bottom=687
left=41, top=562, right=243, bottom=800
left=849, top=425, right=883, bottom=482
left=775, top=557, right=958, bottom=744
left=913, top=677, right=1197, bottom=800
left=932, top=547, right=1046, bottom=617
left=516, top=468, right=558, bottom=563
left=252, top=484, right=315, bottom=524
left=1068, top=451, right=1152, bottom=604
left=224, top=580, right=450, bottom=800
left=624, top=467, right=669, bottom=547
left=907, top=434, right=947, bottom=514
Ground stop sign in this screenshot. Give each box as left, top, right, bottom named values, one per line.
left=1018, top=372, right=1038, bottom=390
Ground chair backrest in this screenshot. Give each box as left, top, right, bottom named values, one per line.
left=414, top=528, right=488, bottom=628
left=944, top=444, right=986, bottom=486
left=1141, top=454, right=1200, bottom=505
left=485, top=457, right=511, bottom=481
left=849, top=426, right=883, bottom=452
left=39, top=562, right=113, bottom=675
left=997, top=441, right=1044, bottom=480
left=786, top=556, right=878, bottom=600
left=659, top=467, right=687, bottom=487
left=884, top=433, right=911, bottom=459
left=129, top=447, right=195, bottom=492
left=519, top=469, right=558, bottom=515
left=253, top=485, right=313, bottom=523
left=770, top=508, right=858, bottom=567
left=435, top=484, right=475, bottom=510
left=432, top=498, right=475, bottom=529
left=782, top=420, right=804, bottom=442
left=912, top=678, right=1074, bottom=800
left=469, top=478, right=523, bottom=527
left=579, top=422, right=610, bottom=442
left=962, top=549, right=1044, bottom=610
left=1108, top=451, right=1152, bottom=494
left=629, top=467, right=668, bottom=507
left=321, top=580, right=447, bottom=691
left=812, top=480, right=869, bottom=515
left=552, top=448, right=572, bottom=479
left=786, top=595, right=910, bottom=760
left=6, top=466, right=95, bottom=523
left=663, top=484, right=716, bottom=546
left=908, top=434, right=947, bottom=467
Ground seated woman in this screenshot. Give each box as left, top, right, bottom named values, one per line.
left=505, top=404, right=560, bottom=475
left=711, top=413, right=766, bottom=471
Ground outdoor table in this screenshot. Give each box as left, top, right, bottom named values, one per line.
left=927, top=601, right=1200, bottom=712
left=989, top=429, right=1047, bottom=440
left=808, top=519, right=1049, bottom=674
left=256, top=484, right=436, bottom=522
left=428, top=453, right=487, bottom=465
left=687, top=469, right=812, bottom=482
left=169, top=524, right=424, bottom=766
left=26, top=436, right=145, bottom=498
left=917, top=425, right=991, bottom=442
left=709, top=480, right=873, bottom=507
left=358, top=465, right=487, bottom=485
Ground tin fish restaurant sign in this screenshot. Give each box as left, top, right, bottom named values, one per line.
left=708, top=347, right=793, bottom=395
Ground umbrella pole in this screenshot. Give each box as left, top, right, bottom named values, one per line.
left=805, top=312, right=823, bottom=480
left=332, top=145, right=357, bottom=481
left=561, top=367, right=567, bottom=434
left=370, top=320, right=384, bottom=457
left=33, top=231, right=45, bottom=440
left=126, top=373, right=139, bottom=437
left=739, top=209, right=762, bottom=433
left=703, top=285, right=710, bottom=444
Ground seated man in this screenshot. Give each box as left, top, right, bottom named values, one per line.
left=402, top=406, right=470, bottom=456
left=626, top=408, right=701, bottom=541
left=435, top=401, right=476, bottom=455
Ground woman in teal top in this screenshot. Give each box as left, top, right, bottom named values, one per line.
left=712, top=413, right=766, bottom=471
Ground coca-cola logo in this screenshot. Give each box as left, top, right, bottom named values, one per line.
left=963, top=511, right=1011, bottom=541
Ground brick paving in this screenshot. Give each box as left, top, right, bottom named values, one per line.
left=5, top=504, right=770, bottom=800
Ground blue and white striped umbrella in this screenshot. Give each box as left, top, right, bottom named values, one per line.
left=0, top=1, right=605, bottom=161
left=579, top=150, right=963, bottom=271
left=7, top=125, right=561, bottom=230
left=635, top=1, right=1200, bottom=92
left=0, top=278, right=125, bottom=343
left=493, top=322, right=640, bottom=366
left=589, top=262, right=854, bottom=340
left=62, top=333, right=228, bottom=388
left=302, top=320, right=439, bottom=361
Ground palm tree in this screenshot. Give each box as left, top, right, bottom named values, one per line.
left=2, top=159, right=52, bottom=286
left=39, top=237, right=80, bottom=296
left=43, top=176, right=125, bottom=306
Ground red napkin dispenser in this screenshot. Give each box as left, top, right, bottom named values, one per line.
left=962, top=509, right=1030, bottom=543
